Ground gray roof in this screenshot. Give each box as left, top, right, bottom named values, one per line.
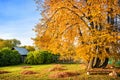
left=14, top=47, right=28, bottom=55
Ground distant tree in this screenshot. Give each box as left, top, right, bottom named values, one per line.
left=0, top=40, right=6, bottom=49
left=21, top=45, right=35, bottom=51
left=10, top=39, right=21, bottom=47
left=0, top=38, right=21, bottom=49
left=25, top=46, right=35, bottom=51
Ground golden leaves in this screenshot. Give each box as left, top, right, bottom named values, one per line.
left=34, top=0, right=120, bottom=61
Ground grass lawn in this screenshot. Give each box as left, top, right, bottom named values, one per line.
left=0, top=64, right=120, bottom=80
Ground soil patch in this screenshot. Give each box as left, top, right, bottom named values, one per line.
left=80, top=64, right=87, bottom=69
left=48, top=64, right=66, bottom=72
left=49, top=71, right=80, bottom=78
left=22, top=66, right=32, bottom=69
left=0, top=70, right=10, bottom=74
left=21, top=70, right=37, bottom=75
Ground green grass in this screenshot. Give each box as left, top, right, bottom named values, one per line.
left=0, top=64, right=120, bottom=80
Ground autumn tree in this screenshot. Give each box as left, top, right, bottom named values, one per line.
left=34, top=0, right=120, bottom=69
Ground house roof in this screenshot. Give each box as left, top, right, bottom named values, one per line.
left=14, top=47, right=28, bottom=55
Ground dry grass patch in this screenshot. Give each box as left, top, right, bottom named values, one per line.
left=106, top=64, right=114, bottom=69
left=21, top=70, right=37, bottom=75
left=49, top=71, right=80, bottom=78
left=79, top=64, right=87, bottom=69
left=21, top=66, right=32, bottom=69
left=0, top=70, right=10, bottom=74
left=114, top=69, right=120, bottom=77
left=48, top=64, right=66, bottom=72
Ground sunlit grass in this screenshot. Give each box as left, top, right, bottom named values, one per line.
left=0, top=64, right=120, bottom=80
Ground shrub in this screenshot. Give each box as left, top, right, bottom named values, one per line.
left=115, top=61, right=120, bottom=67
left=25, top=51, right=41, bottom=64
left=42, top=51, right=53, bottom=64
left=10, top=50, right=21, bottom=65
left=24, top=51, right=33, bottom=64
left=108, top=57, right=120, bottom=67
left=25, top=50, right=59, bottom=64
left=0, top=47, right=21, bottom=66
left=0, top=51, right=4, bottom=66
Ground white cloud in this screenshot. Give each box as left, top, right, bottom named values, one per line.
left=0, top=33, right=14, bottom=39
left=0, top=32, right=35, bottom=46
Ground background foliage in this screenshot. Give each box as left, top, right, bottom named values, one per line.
left=0, top=38, right=21, bottom=49
left=0, top=47, right=21, bottom=66
left=25, top=50, right=59, bottom=64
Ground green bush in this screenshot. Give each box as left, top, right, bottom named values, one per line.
left=25, top=51, right=40, bottom=64
left=0, top=51, right=4, bottom=66
left=25, top=50, right=59, bottom=65
left=115, top=61, right=120, bottom=67
left=108, top=57, right=120, bottom=67
left=10, top=50, right=21, bottom=65
left=0, top=47, right=21, bottom=66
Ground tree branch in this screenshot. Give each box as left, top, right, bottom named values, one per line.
left=41, top=7, right=91, bottom=30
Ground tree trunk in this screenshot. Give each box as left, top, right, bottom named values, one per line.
left=88, top=57, right=109, bottom=69
left=98, top=58, right=109, bottom=68
left=87, top=57, right=94, bottom=70
left=91, top=57, right=95, bottom=68
left=93, top=57, right=101, bottom=68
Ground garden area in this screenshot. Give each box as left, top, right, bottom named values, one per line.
left=0, top=64, right=120, bottom=80
left=0, top=47, right=120, bottom=80
left=1, top=0, right=120, bottom=80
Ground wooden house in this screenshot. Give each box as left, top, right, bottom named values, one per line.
left=12, top=47, right=28, bottom=62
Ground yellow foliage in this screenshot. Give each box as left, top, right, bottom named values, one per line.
left=34, top=0, right=120, bottom=61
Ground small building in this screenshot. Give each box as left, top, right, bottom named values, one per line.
left=12, top=47, right=28, bottom=62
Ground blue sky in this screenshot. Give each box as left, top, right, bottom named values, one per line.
left=0, top=0, right=40, bottom=46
